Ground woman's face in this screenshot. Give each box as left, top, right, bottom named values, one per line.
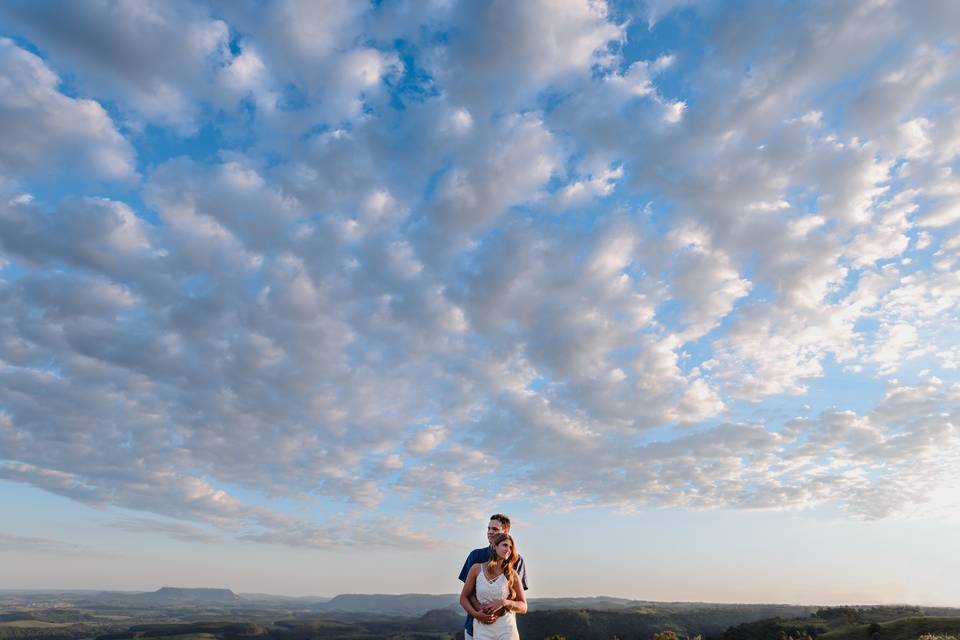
left=495, top=539, right=512, bottom=560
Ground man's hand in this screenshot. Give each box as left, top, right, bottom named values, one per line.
left=481, top=599, right=506, bottom=615
left=473, top=610, right=497, bottom=625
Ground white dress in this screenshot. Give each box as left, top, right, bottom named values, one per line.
left=473, top=566, right=520, bottom=640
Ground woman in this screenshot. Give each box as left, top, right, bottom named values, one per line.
left=460, top=533, right=528, bottom=640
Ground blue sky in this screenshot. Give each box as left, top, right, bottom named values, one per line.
left=1, top=0, right=960, bottom=605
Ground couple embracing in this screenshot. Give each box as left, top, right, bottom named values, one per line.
left=458, top=513, right=529, bottom=640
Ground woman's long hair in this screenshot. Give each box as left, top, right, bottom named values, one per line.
left=489, top=533, right=520, bottom=600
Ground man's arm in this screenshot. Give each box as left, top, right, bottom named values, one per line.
left=458, top=549, right=478, bottom=583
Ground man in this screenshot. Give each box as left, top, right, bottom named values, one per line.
left=458, top=513, right=529, bottom=640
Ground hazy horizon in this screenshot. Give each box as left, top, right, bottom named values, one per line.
left=0, top=584, right=953, bottom=609
left=1, top=0, right=959, bottom=609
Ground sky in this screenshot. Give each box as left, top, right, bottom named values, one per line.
left=1, top=0, right=959, bottom=606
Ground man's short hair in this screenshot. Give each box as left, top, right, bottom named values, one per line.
left=489, top=513, right=511, bottom=530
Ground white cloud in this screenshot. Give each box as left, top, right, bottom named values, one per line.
left=145, top=158, right=302, bottom=254
left=0, top=196, right=156, bottom=281
left=439, top=0, right=623, bottom=113
left=1, top=1, right=233, bottom=133
left=407, top=425, right=448, bottom=454
left=870, top=323, right=921, bottom=375
left=667, top=228, right=752, bottom=339
left=423, top=113, right=561, bottom=249
left=552, top=163, right=623, bottom=209
left=0, top=38, right=135, bottom=180
left=210, top=0, right=400, bottom=126
left=644, top=0, right=701, bottom=27
left=849, top=44, right=953, bottom=136
left=917, top=198, right=960, bottom=228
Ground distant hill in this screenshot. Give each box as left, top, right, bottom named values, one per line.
left=318, top=593, right=460, bottom=616
left=99, top=587, right=242, bottom=606
left=308, top=594, right=821, bottom=618
left=238, top=593, right=332, bottom=604
left=526, top=596, right=636, bottom=611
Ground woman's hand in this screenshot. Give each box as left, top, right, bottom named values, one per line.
left=483, top=598, right=506, bottom=612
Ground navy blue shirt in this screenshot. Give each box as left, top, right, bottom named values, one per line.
left=458, top=546, right=528, bottom=636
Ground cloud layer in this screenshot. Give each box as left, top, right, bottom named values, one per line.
left=1, top=0, right=959, bottom=548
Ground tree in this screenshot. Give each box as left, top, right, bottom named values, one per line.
left=843, top=609, right=862, bottom=625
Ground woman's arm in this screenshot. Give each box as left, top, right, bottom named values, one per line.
left=460, top=564, right=496, bottom=624
left=503, top=571, right=528, bottom=614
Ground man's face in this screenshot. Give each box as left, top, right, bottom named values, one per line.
left=486, top=519, right=506, bottom=545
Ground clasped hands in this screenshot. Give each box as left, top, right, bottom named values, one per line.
left=473, top=598, right=507, bottom=624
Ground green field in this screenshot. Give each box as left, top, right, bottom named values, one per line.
left=0, top=621, right=78, bottom=628
left=820, top=617, right=960, bottom=640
